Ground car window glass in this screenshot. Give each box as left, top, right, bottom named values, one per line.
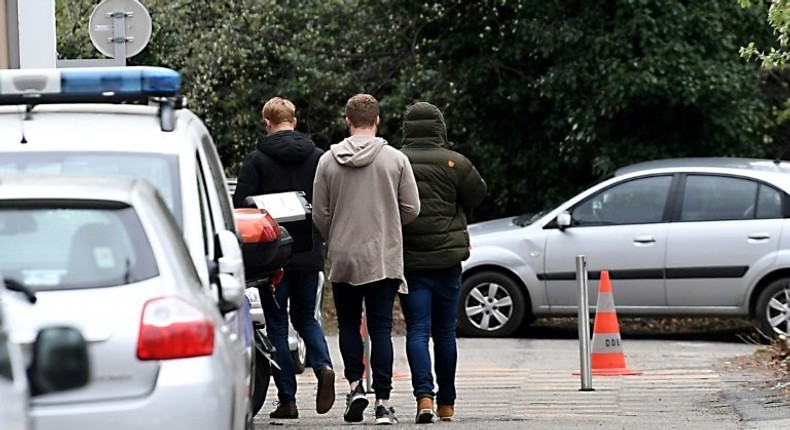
left=572, top=175, right=672, bottom=226
left=755, top=184, right=783, bottom=219
left=0, top=205, right=158, bottom=291
left=200, top=135, right=235, bottom=232
left=681, top=175, right=759, bottom=221
left=0, top=152, right=182, bottom=229
left=196, top=159, right=215, bottom=257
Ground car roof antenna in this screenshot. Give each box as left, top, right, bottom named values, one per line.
left=774, top=151, right=783, bottom=165
left=18, top=105, right=32, bottom=144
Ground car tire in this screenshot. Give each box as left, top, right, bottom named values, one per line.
left=755, top=277, right=790, bottom=338
left=251, top=338, right=271, bottom=417
left=457, top=271, right=527, bottom=337
left=292, top=336, right=307, bottom=374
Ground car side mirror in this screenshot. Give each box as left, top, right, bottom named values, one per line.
left=217, top=273, right=243, bottom=314
left=28, top=326, right=90, bottom=396
left=557, top=211, right=571, bottom=231
left=216, top=229, right=245, bottom=313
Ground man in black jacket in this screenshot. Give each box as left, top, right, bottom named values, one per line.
left=233, top=97, right=335, bottom=419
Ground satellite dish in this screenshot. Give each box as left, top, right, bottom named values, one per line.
left=88, top=0, right=152, bottom=59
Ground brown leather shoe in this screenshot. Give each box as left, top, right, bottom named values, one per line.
left=437, top=404, right=454, bottom=422
left=269, top=403, right=298, bottom=419
left=415, top=395, right=434, bottom=424
left=316, top=366, right=336, bottom=414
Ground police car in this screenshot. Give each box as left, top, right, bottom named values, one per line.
left=0, top=67, right=254, bottom=429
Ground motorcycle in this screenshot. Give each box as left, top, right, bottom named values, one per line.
left=234, top=207, right=294, bottom=415
left=246, top=277, right=282, bottom=416
left=234, top=191, right=312, bottom=416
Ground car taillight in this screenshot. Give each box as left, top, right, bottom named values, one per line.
left=137, top=297, right=214, bottom=360
left=234, top=208, right=281, bottom=243
left=271, top=268, right=284, bottom=286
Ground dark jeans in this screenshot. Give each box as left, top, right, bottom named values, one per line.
left=260, top=270, right=333, bottom=405
left=399, top=265, right=461, bottom=405
left=333, top=279, right=398, bottom=400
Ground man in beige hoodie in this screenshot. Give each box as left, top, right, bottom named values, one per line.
left=313, top=94, right=420, bottom=425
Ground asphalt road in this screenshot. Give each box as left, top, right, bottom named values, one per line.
left=252, top=334, right=790, bottom=429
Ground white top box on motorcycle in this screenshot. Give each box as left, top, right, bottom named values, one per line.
left=247, top=191, right=311, bottom=223
left=245, top=191, right=314, bottom=254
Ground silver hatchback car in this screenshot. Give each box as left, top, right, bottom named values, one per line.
left=0, top=175, right=252, bottom=430
left=461, top=157, right=790, bottom=338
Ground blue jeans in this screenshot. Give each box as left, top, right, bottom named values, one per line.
left=399, top=265, right=461, bottom=406
left=260, top=270, right=333, bottom=406
left=333, top=279, right=397, bottom=400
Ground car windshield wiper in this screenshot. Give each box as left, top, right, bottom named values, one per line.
left=514, top=210, right=548, bottom=227
left=513, top=214, right=532, bottom=226
left=4, top=278, right=37, bottom=304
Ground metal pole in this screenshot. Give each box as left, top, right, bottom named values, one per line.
left=110, top=10, right=127, bottom=66
left=576, top=255, right=594, bottom=391
left=362, top=306, right=372, bottom=393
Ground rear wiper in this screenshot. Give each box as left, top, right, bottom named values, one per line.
left=124, top=258, right=131, bottom=284
left=4, top=278, right=37, bottom=304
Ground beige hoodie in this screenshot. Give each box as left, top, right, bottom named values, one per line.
left=312, top=135, right=420, bottom=293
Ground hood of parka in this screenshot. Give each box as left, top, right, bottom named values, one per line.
left=401, top=102, right=452, bottom=149
left=330, top=135, right=387, bottom=168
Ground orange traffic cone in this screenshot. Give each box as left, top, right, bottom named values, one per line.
left=589, top=271, right=641, bottom=376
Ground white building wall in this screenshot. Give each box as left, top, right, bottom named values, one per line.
left=17, top=0, right=55, bottom=68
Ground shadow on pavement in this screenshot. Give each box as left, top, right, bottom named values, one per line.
left=512, top=317, right=761, bottom=344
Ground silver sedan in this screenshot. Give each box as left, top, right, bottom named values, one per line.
left=461, top=157, right=790, bottom=338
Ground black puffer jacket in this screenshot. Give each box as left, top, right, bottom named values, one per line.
left=233, top=130, right=324, bottom=271
left=400, top=102, right=487, bottom=271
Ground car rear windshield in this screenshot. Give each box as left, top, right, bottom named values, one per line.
left=0, top=203, right=158, bottom=291
left=0, top=152, right=182, bottom=229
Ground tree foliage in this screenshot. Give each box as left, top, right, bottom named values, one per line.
left=56, top=0, right=775, bottom=220
left=740, top=0, right=790, bottom=68
left=399, top=1, right=774, bottom=215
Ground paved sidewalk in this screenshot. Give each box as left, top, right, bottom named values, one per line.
left=253, top=336, right=790, bottom=429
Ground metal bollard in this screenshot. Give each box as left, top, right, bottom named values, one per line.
left=362, top=307, right=372, bottom=393
left=576, top=255, right=594, bottom=391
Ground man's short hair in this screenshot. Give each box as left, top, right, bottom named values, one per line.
left=262, top=97, right=296, bottom=125
left=345, top=94, right=379, bottom=128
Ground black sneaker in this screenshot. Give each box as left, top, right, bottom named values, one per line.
left=343, top=382, right=368, bottom=423
left=375, top=405, right=398, bottom=425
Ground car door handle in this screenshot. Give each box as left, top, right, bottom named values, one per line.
left=748, top=232, right=771, bottom=241
left=633, top=235, right=656, bottom=244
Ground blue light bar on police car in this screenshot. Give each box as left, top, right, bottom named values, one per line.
left=0, top=66, right=180, bottom=102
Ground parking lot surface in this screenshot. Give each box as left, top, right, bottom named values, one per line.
left=254, top=335, right=790, bottom=429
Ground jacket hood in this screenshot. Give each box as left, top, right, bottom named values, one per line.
left=330, top=136, right=387, bottom=167
left=401, top=102, right=451, bottom=148
left=256, top=130, right=316, bottom=164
